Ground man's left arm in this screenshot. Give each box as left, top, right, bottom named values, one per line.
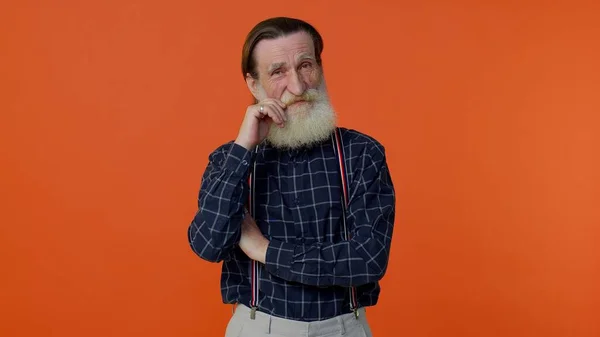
left=247, top=143, right=396, bottom=288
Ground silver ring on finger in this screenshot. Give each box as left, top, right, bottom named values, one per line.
left=259, top=105, right=264, bottom=113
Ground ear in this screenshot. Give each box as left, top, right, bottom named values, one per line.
left=245, top=73, right=260, bottom=101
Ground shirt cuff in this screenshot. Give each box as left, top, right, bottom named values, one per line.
left=265, top=239, right=295, bottom=280
left=223, top=142, right=254, bottom=176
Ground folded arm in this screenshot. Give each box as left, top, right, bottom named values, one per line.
left=187, top=143, right=253, bottom=262
left=263, top=143, right=396, bottom=287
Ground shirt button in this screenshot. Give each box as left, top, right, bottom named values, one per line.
left=294, top=198, right=301, bottom=205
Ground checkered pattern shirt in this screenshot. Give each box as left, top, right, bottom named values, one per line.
left=188, top=127, right=396, bottom=321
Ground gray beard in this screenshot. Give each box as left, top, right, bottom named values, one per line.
left=265, top=88, right=337, bottom=150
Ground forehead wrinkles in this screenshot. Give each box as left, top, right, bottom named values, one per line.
left=263, top=44, right=313, bottom=66
left=254, top=33, right=315, bottom=69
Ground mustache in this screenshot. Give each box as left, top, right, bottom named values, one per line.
left=281, top=88, right=320, bottom=106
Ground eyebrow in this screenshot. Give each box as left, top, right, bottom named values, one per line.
left=267, top=62, right=286, bottom=73
left=267, top=54, right=316, bottom=73
left=296, top=53, right=315, bottom=62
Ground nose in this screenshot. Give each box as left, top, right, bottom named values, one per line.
left=287, top=70, right=306, bottom=96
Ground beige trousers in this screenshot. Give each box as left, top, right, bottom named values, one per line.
left=225, top=304, right=373, bottom=337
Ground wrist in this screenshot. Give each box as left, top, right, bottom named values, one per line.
left=254, top=237, right=269, bottom=264
left=234, top=137, right=256, bottom=151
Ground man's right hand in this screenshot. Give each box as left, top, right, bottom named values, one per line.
left=234, top=99, right=287, bottom=150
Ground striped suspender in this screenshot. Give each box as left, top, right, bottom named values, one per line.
left=245, top=128, right=359, bottom=320
left=247, top=145, right=259, bottom=319
left=331, top=127, right=360, bottom=318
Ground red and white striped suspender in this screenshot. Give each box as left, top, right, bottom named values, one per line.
left=246, top=128, right=359, bottom=319
left=247, top=145, right=259, bottom=319
left=332, top=127, right=360, bottom=318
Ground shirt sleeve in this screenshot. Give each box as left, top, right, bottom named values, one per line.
left=187, top=142, right=254, bottom=262
left=264, top=141, right=396, bottom=287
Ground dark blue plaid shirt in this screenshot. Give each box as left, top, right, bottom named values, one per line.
left=187, top=127, right=396, bottom=321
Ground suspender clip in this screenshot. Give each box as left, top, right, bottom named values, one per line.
left=250, top=306, right=257, bottom=320
left=353, top=308, right=359, bottom=319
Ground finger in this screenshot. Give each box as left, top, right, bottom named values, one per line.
left=255, top=101, right=285, bottom=125
left=261, top=97, right=286, bottom=109
left=253, top=104, right=275, bottom=122
left=269, top=101, right=287, bottom=122
left=266, top=103, right=286, bottom=125
left=264, top=104, right=284, bottom=126
left=271, top=98, right=287, bottom=109
left=253, top=104, right=269, bottom=119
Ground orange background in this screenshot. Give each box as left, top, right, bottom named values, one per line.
left=1, top=1, right=599, bottom=336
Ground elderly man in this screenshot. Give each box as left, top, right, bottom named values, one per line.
left=188, top=17, right=396, bottom=337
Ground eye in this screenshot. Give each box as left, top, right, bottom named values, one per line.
left=300, top=62, right=312, bottom=69
left=271, top=69, right=283, bottom=76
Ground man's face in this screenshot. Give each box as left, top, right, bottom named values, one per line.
left=251, top=31, right=321, bottom=109
left=247, top=31, right=336, bottom=149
